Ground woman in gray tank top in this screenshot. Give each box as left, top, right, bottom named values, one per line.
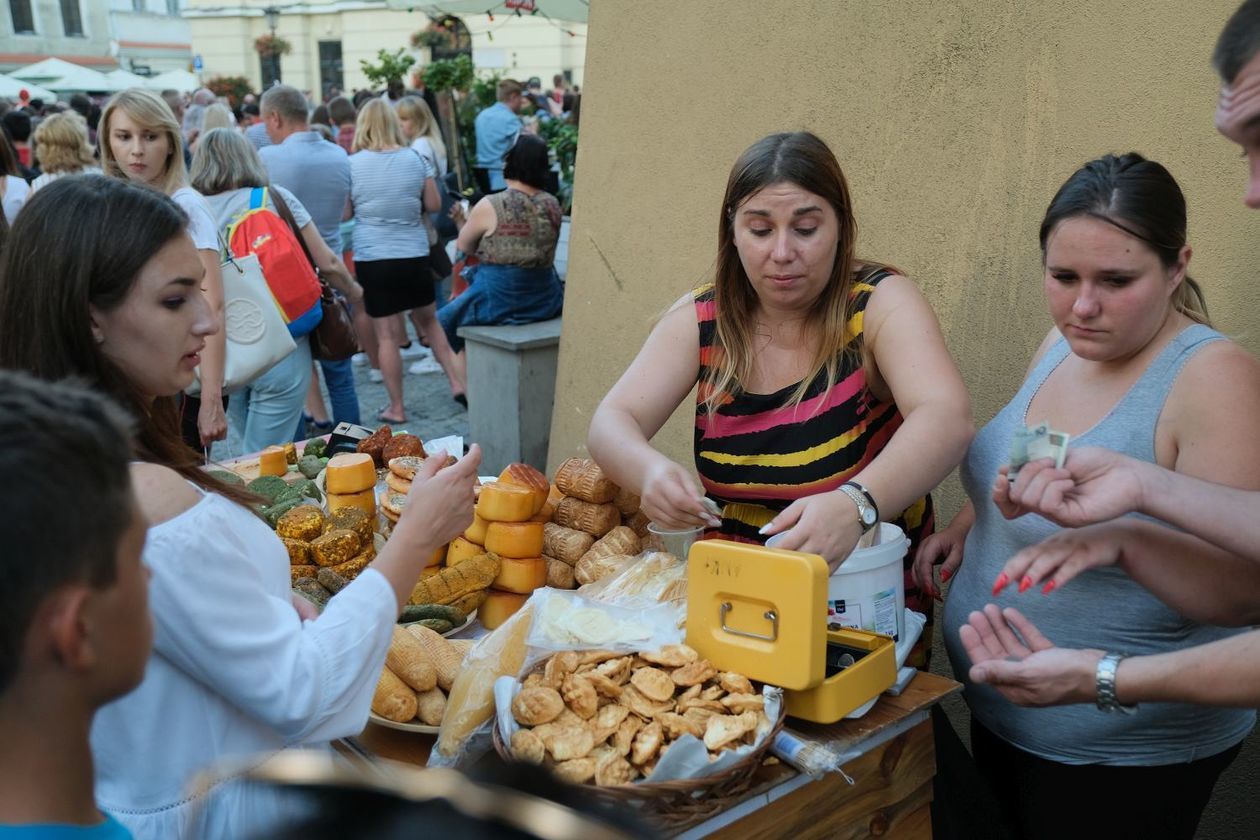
left=919, top=154, right=1260, bottom=839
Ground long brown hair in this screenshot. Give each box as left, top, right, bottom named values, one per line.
left=0, top=176, right=256, bottom=506
left=703, top=131, right=882, bottom=416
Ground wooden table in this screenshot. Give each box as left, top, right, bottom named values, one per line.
left=340, top=672, right=960, bottom=839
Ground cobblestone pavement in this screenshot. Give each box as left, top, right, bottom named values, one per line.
left=211, top=323, right=469, bottom=461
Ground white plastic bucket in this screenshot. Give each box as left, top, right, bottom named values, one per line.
left=826, top=523, right=909, bottom=641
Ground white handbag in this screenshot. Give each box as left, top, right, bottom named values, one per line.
left=186, top=251, right=297, bottom=396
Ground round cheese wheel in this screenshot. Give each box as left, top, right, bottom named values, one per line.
left=480, top=588, right=529, bottom=630
left=463, top=513, right=489, bottom=546
left=326, top=453, right=377, bottom=494
left=258, top=446, right=288, bottom=477
left=475, top=482, right=536, bottom=523
left=446, top=536, right=483, bottom=567
left=326, top=487, right=376, bottom=519
left=485, top=521, right=545, bottom=559
left=498, top=463, right=549, bottom=514
left=492, top=556, right=547, bottom=595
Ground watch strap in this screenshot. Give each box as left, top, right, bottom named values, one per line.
left=837, top=482, right=877, bottom=533
left=1095, top=652, right=1137, bottom=714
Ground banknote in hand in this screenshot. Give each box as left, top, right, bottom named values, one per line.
left=1008, top=422, right=1070, bottom=481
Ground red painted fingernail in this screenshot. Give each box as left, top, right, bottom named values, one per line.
left=1042, top=580, right=1056, bottom=594
left=992, top=573, right=1009, bottom=596
left=1018, top=576, right=1033, bottom=594
left=940, top=568, right=952, bottom=582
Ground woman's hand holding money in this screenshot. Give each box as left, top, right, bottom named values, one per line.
left=992, top=521, right=1132, bottom=596
left=993, top=446, right=1147, bottom=528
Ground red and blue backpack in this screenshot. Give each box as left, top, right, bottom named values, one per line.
left=225, top=187, right=323, bottom=338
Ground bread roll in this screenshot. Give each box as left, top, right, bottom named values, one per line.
left=554, top=496, right=620, bottom=537
left=554, top=458, right=618, bottom=504
left=542, top=522, right=594, bottom=565
left=372, top=667, right=418, bottom=722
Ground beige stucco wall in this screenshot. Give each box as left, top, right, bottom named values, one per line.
left=551, top=1, right=1259, bottom=835
left=186, top=0, right=586, bottom=95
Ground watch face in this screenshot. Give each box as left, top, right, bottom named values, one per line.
left=861, top=507, right=877, bottom=527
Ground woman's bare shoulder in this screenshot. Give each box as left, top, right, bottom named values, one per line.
left=129, top=462, right=204, bottom=527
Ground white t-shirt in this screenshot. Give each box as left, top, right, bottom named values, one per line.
left=410, top=136, right=448, bottom=179
left=171, top=186, right=219, bottom=252
left=29, top=166, right=102, bottom=194
left=2, top=174, right=30, bottom=225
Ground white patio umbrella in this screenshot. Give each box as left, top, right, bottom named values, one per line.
left=143, top=69, right=201, bottom=93
left=105, top=69, right=149, bottom=89
left=0, top=73, right=56, bottom=102
left=10, top=57, right=121, bottom=92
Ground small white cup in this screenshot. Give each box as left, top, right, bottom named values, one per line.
left=647, top=522, right=704, bottom=560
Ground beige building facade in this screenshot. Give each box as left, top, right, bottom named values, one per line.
left=184, top=0, right=586, bottom=97
left=551, top=2, right=1260, bottom=836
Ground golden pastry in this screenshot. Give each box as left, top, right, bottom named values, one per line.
left=670, top=659, right=718, bottom=687
left=630, top=667, right=675, bottom=703
left=511, top=686, right=565, bottom=726
left=510, top=729, right=546, bottom=764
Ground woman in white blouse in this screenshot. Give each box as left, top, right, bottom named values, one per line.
left=0, top=175, right=482, bottom=839
left=99, top=87, right=228, bottom=455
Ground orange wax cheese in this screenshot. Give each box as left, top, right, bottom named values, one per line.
left=485, top=521, right=545, bottom=559
left=479, top=588, right=529, bottom=630
left=326, top=487, right=376, bottom=519
left=326, top=453, right=377, bottom=494
left=445, top=536, right=483, bottom=567
left=258, top=446, right=288, bottom=477
left=475, top=482, right=535, bottom=523
left=492, top=556, right=547, bottom=595
left=498, top=463, right=550, bottom=514
left=463, top=513, right=489, bottom=545
left=427, top=543, right=448, bottom=568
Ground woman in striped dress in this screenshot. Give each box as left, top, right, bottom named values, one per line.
left=589, top=132, right=973, bottom=659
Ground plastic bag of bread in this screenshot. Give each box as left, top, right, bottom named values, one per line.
left=430, top=603, right=534, bottom=767
left=581, top=551, right=688, bottom=607
left=525, top=588, right=683, bottom=653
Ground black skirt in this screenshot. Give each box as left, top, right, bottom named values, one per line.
left=356, top=255, right=435, bottom=317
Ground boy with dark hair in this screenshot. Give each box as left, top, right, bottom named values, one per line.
left=0, top=371, right=151, bottom=838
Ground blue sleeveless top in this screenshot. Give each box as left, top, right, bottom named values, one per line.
left=942, top=324, right=1254, bottom=765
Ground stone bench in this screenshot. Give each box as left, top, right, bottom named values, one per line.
left=457, top=318, right=562, bottom=474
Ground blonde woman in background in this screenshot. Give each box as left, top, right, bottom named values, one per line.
left=30, top=112, right=100, bottom=192
left=349, top=99, right=463, bottom=420
left=99, top=88, right=227, bottom=454
left=200, top=103, right=234, bottom=134
left=397, top=95, right=447, bottom=178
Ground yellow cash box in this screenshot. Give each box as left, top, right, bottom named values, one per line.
left=686, top=539, right=896, bottom=724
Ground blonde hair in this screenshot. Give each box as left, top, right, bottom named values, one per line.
left=351, top=99, right=405, bottom=153
left=98, top=88, right=188, bottom=196
left=33, top=112, right=95, bottom=174
left=200, top=103, right=234, bottom=133
left=701, top=132, right=880, bottom=418
left=397, top=95, right=446, bottom=165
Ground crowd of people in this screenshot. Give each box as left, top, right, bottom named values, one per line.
left=6, top=3, right=1260, bottom=839
left=0, top=74, right=573, bottom=455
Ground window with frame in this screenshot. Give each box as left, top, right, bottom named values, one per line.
left=9, top=0, right=35, bottom=33
left=60, top=0, right=82, bottom=36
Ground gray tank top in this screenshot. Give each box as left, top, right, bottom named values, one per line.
left=942, top=324, right=1255, bottom=765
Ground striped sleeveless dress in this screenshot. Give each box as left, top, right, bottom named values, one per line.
left=693, top=267, right=936, bottom=665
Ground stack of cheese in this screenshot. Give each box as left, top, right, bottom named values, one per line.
left=452, top=464, right=555, bottom=630
left=545, top=458, right=644, bottom=586
left=325, top=452, right=378, bottom=520
left=377, top=455, right=449, bottom=570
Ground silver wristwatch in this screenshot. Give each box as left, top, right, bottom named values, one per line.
left=838, top=481, right=879, bottom=534
left=1095, top=652, right=1137, bottom=714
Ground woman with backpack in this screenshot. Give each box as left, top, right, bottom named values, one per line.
left=190, top=128, right=362, bottom=452
left=99, top=87, right=228, bottom=456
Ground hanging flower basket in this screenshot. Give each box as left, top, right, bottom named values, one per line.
left=412, top=27, right=451, bottom=50
left=254, top=34, right=292, bottom=58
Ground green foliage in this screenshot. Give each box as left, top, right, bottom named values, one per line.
left=538, top=118, right=579, bottom=213
left=422, top=54, right=475, bottom=94
left=205, top=75, right=253, bottom=107
left=360, top=48, right=416, bottom=87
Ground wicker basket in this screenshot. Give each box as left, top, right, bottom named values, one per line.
left=492, top=700, right=786, bottom=830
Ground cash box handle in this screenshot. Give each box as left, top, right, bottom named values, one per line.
left=720, top=601, right=779, bottom=642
